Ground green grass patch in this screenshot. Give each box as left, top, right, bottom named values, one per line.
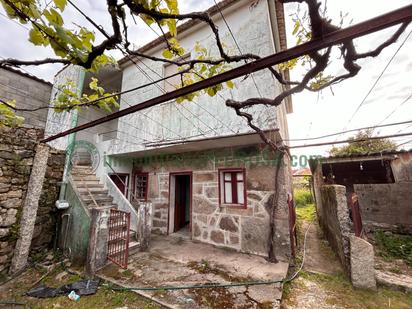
left=294, top=188, right=314, bottom=208
left=283, top=271, right=412, bottom=309
left=296, top=203, right=316, bottom=222
left=374, top=230, right=412, bottom=266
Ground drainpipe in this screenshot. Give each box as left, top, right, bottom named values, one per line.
left=58, top=68, right=86, bottom=200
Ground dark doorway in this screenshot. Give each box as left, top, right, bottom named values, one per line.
left=173, top=174, right=191, bottom=233
left=109, top=174, right=129, bottom=196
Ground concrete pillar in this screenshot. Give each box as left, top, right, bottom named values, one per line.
left=86, top=207, right=111, bottom=276
left=9, top=143, right=50, bottom=274
left=350, top=234, right=376, bottom=290
left=138, top=202, right=153, bottom=251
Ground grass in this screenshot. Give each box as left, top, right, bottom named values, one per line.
left=294, top=188, right=314, bottom=208
left=374, top=230, right=412, bottom=266
left=0, top=265, right=162, bottom=309
left=282, top=271, right=412, bottom=309
left=295, top=203, right=316, bottom=222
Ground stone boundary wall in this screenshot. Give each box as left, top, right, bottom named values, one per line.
left=0, top=126, right=65, bottom=273
left=355, top=183, right=412, bottom=234
left=319, top=185, right=352, bottom=274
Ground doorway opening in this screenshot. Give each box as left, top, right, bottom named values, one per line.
left=169, top=172, right=192, bottom=236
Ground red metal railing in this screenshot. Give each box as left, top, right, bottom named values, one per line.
left=107, top=208, right=130, bottom=269
left=288, top=194, right=297, bottom=257
left=350, top=193, right=363, bottom=237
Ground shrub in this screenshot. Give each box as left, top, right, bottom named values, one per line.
left=294, top=188, right=314, bottom=208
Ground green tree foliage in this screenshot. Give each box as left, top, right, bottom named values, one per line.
left=0, top=0, right=236, bottom=127
left=329, top=129, right=397, bottom=156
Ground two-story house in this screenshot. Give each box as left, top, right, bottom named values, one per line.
left=45, top=0, right=295, bottom=263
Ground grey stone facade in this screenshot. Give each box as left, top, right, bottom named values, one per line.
left=128, top=144, right=292, bottom=259
left=0, top=67, right=51, bottom=129
left=0, top=126, right=65, bottom=273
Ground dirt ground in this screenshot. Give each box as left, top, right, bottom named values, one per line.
left=281, top=204, right=412, bottom=309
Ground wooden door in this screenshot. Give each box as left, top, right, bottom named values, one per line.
left=174, top=176, right=183, bottom=232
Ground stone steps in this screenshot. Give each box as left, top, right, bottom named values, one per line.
left=71, top=165, right=140, bottom=260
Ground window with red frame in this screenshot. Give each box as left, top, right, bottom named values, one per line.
left=219, top=169, right=245, bottom=206
left=134, top=173, right=148, bottom=201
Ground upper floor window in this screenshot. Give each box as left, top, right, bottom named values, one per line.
left=133, top=172, right=148, bottom=201
left=219, top=168, right=246, bottom=207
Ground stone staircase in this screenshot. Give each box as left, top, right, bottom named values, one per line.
left=71, top=165, right=139, bottom=255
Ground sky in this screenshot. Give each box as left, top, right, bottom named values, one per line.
left=0, top=0, right=411, bottom=166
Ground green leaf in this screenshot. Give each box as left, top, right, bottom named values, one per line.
left=292, top=20, right=300, bottom=35
left=28, top=28, right=46, bottom=46
left=44, top=8, right=63, bottom=26
left=54, top=0, right=67, bottom=11
left=226, top=80, right=234, bottom=89
left=162, top=49, right=173, bottom=59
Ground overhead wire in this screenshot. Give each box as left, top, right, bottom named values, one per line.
left=286, top=118, right=412, bottom=142
left=339, top=28, right=412, bottom=136
left=66, top=0, right=215, bottom=138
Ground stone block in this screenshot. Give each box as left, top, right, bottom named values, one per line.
left=193, top=222, right=201, bottom=238
left=152, top=219, right=166, bottom=228
left=0, top=228, right=9, bottom=238
left=210, top=230, right=225, bottom=244
left=193, top=196, right=216, bottom=215
left=194, top=172, right=216, bottom=182
left=241, top=216, right=269, bottom=255
left=219, top=216, right=238, bottom=232
left=0, top=198, right=21, bottom=209
left=0, top=183, right=10, bottom=193
left=193, top=183, right=203, bottom=195
left=350, top=235, right=376, bottom=290
left=204, top=186, right=218, bottom=199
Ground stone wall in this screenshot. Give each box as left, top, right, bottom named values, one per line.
left=319, top=185, right=352, bottom=274
left=128, top=144, right=292, bottom=260
left=0, top=126, right=64, bottom=273
left=391, top=151, right=412, bottom=183
left=355, top=183, right=412, bottom=233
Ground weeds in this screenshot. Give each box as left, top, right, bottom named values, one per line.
left=374, top=230, right=412, bottom=266
left=294, top=188, right=313, bottom=208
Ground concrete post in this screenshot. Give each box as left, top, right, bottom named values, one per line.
left=350, top=234, right=377, bottom=290
left=138, top=202, right=153, bottom=251
left=86, top=207, right=111, bottom=276
left=9, top=143, right=50, bottom=274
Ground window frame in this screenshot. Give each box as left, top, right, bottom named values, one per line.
left=218, top=168, right=247, bottom=208
left=132, top=171, right=149, bottom=202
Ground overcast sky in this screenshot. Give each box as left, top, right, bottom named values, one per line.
left=1, top=0, right=411, bottom=165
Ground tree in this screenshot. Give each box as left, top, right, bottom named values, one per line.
left=0, top=0, right=408, bottom=262
left=0, top=0, right=409, bottom=138
left=329, top=129, right=397, bottom=156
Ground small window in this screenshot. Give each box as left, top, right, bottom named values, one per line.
left=133, top=172, right=148, bottom=201
left=219, top=169, right=246, bottom=207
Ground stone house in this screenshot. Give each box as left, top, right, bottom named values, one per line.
left=45, top=0, right=295, bottom=262
left=0, top=67, right=52, bottom=129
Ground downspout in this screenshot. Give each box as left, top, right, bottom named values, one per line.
left=59, top=68, right=86, bottom=199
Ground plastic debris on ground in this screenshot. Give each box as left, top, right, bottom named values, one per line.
left=26, top=279, right=100, bottom=298
left=68, top=290, right=81, bottom=301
